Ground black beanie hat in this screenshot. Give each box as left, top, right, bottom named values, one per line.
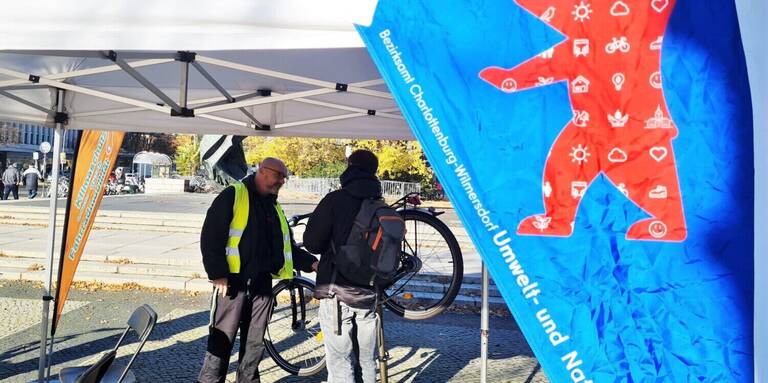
left=348, top=149, right=378, bottom=174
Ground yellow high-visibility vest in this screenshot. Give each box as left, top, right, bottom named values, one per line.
left=226, top=182, right=294, bottom=279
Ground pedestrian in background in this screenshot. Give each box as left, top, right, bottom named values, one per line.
left=2, top=163, right=21, bottom=200
left=22, top=164, right=42, bottom=199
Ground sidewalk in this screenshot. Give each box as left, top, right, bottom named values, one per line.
left=0, top=195, right=545, bottom=382
left=0, top=281, right=547, bottom=382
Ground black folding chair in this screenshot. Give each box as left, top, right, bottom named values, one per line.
left=58, top=304, right=158, bottom=383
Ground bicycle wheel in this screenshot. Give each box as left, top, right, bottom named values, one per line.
left=264, top=277, right=326, bottom=376
left=384, top=209, right=463, bottom=320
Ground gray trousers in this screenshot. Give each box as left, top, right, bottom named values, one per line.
left=318, top=298, right=378, bottom=383
left=198, top=288, right=272, bottom=383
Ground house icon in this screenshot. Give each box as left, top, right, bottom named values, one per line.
left=571, top=75, right=590, bottom=93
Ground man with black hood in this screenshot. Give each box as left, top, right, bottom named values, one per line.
left=198, top=157, right=318, bottom=383
left=303, top=149, right=382, bottom=383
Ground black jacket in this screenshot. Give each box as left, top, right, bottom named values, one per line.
left=303, top=166, right=382, bottom=306
left=201, top=175, right=317, bottom=295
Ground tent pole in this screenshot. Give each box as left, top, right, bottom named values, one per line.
left=38, top=88, right=65, bottom=382
left=480, top=262, right=489, bottom=383
left=180, top=60, right=189, bottom=108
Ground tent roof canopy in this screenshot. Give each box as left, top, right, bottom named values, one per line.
left=0, top=1, right=412, bottom=140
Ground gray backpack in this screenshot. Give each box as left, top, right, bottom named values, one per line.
left=333, top=198, right=405, bottom=288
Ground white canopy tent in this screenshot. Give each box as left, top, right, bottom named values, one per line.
left=0, top=1, right=764, bottom=382
left=0, top=1, right=413, bottom=380
left=0, top=0, right=411, bottom=140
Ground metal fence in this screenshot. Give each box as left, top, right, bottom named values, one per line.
left=283, top=177, right=420, bottom=198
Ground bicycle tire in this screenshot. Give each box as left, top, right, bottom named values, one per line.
left=384, top=209, right=463, bottom=320
left=264, top=277, right=326, bottom=376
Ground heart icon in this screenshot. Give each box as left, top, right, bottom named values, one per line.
left=649, top=146, right=668, bottom=162
left=651, top=0, right=669, bottom=13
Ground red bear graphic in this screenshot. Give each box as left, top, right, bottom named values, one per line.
left=480, top=0, right=686, bottom=241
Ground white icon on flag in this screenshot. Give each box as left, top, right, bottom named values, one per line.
left=533, top=215, right=552, bottom=231
left=649, top=146, right=668, bottom=162
left=573, top=39, right=590, bottom=57
left=537, top=77, right=554, bottom=86
left=543, top=181, right=552, bottom=198
left=649, top=185, right=668, bottom=199
left=608, top=110, right=629, bottom=127
left=541, top=6, right=556, bottom=22
left=612, top=73, right=625, bottom=91
left=572, top=110, right=590, bottom=127
left=571, top=75, right=590, bottom=93
left=605, top=37, right=631, bottom=54
left=608, top=148, right=628, bottom=163
left=610, top=1, right=630, bottom=16
left=651, top=0, right=670, bottom=13
left=650, top=36, right=663, bottom=50
left=571, top=181, right=588, bottom=199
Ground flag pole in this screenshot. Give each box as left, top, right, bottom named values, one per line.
left=37, top=89, right=65, bottom=382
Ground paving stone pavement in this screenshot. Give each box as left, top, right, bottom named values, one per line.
left=0, top=281, right=548, bottom=383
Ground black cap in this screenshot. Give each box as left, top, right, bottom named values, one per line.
left=348, top=149, right=378, bottom=174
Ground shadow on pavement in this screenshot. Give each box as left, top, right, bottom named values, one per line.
left=0, top=328, right=120, bottom=381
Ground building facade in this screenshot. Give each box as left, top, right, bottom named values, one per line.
left=0, top=120, right=78, bottom=172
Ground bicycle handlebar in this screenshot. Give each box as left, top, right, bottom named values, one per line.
left=288, top=212, right=312, bottom=226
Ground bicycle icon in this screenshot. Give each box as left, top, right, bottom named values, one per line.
left=605, top=36, right=631, bottom=54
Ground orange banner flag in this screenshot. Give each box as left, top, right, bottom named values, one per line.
left=52, top=130, right=124, bottom=335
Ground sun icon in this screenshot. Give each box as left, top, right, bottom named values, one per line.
left=572, top=1, right=593, bottom=22
left=569, top=144, right=590, bottom=164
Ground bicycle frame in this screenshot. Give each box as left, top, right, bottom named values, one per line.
left=390, top=192, right=445, bottom=218
left=270, top=273, right=315, bottom=329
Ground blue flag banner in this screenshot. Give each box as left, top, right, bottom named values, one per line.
left=358, top=0, right=753, bottom=382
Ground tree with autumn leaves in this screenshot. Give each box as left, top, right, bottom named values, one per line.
left=243, top=137, right=432, bottom=182
left=172, top=135, right=437, bottom=190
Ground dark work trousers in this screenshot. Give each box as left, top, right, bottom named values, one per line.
left=198, top=287, right=273, bottom=383
left=2, top=185, right=18, bottom=200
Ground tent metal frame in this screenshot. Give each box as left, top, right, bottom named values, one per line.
left=0, top=50, right=403, bottom=134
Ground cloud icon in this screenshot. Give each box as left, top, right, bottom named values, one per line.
left=608, top=148, right=628, bottom=163
left=610, top=1, right=630, bottom=16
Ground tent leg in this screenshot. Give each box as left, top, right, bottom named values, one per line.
left=38, top=89, right=65, bottom=382
left=46, top=333, right=56, bottom=380
left=480, top=263, right=489, bottom=383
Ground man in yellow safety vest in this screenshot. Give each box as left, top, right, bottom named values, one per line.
left=198, top=157, right=318, bottom=383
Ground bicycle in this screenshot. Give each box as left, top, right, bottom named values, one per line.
left=45, top=176, right=69, bottom=198
left=263, top=192, right=463, bottom=376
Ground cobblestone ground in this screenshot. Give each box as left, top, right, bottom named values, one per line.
left=0, top=281, right=549, bottom=382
